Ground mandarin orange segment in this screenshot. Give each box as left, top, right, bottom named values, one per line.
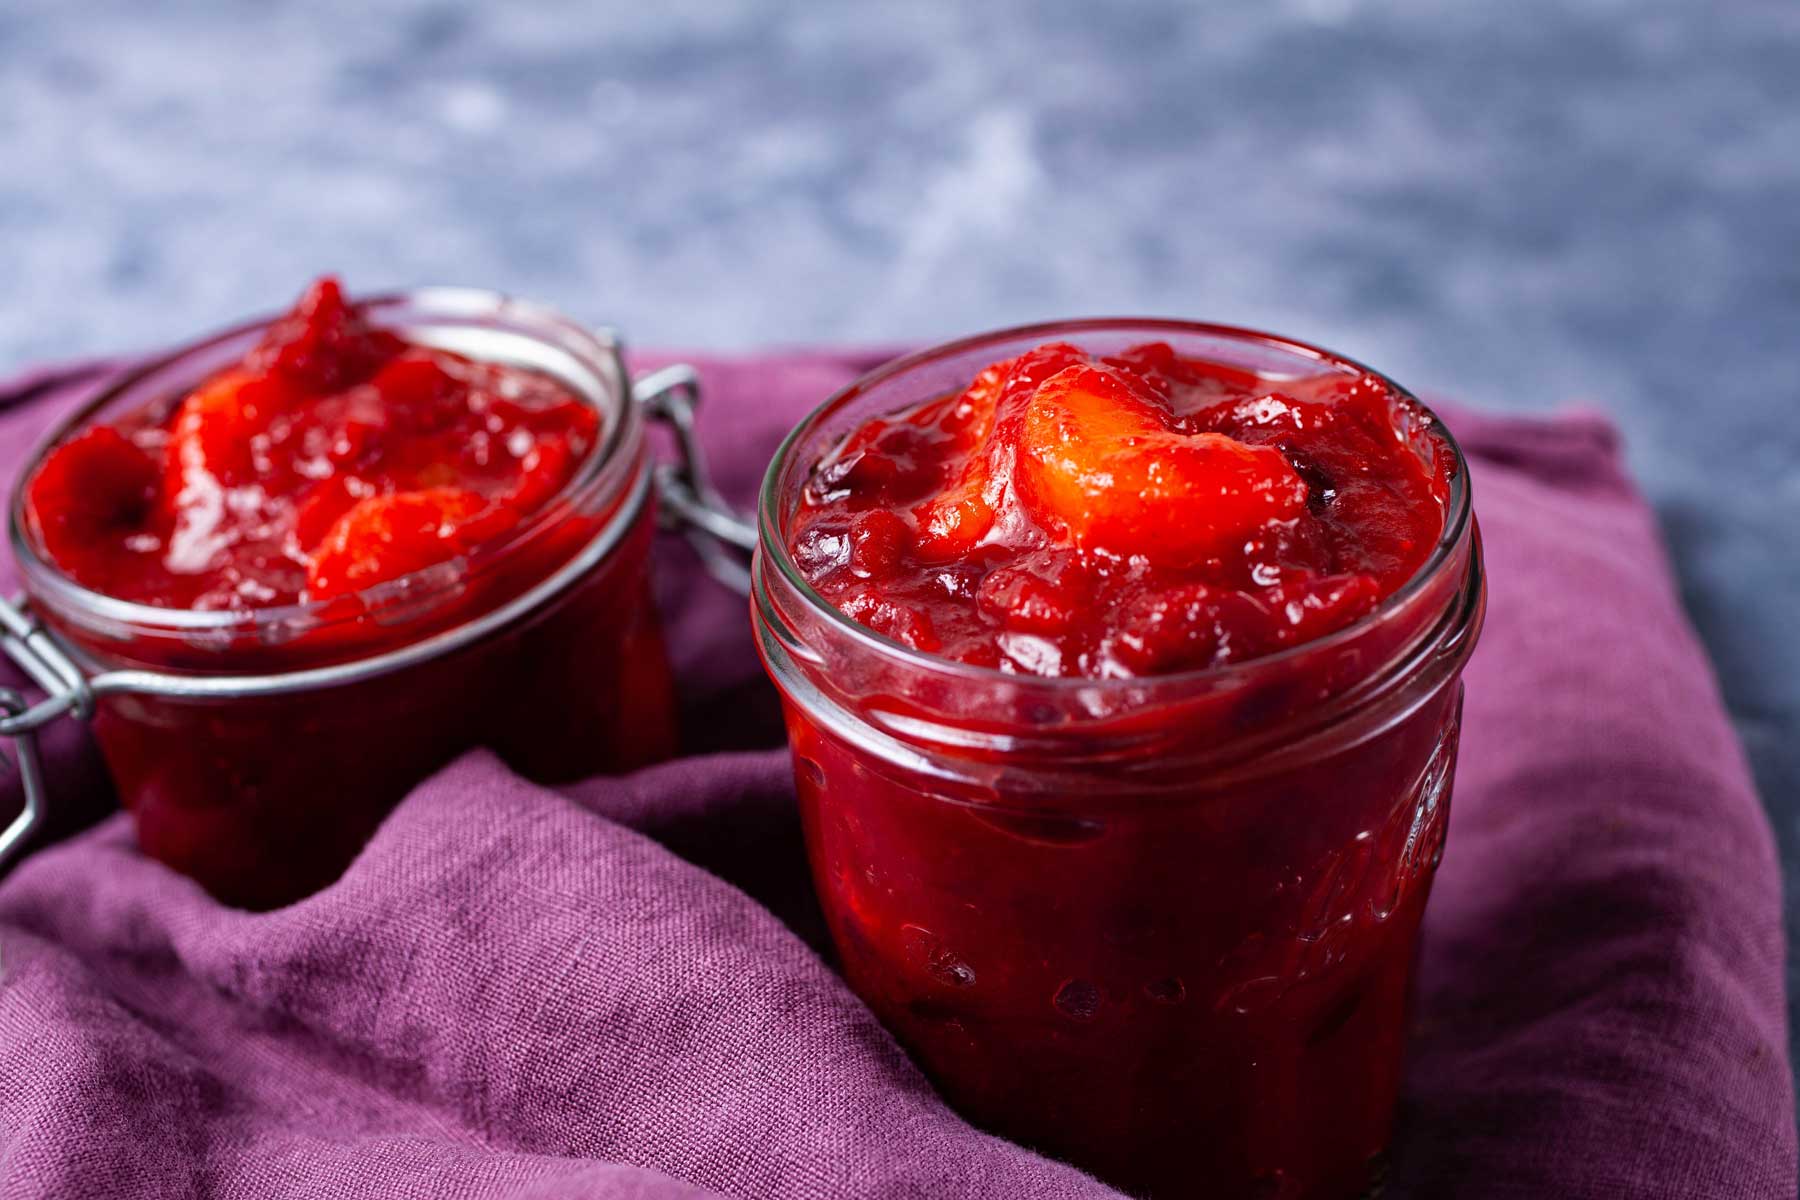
left=305, top=487, right=515, bottom=600
left=909, top=342, right=1086, bottom=561
left=1015, top=364, right=1308, bottom=566
left=164, top=369, right=295, bottom=494
left=912, top=481, right=995, bottom=561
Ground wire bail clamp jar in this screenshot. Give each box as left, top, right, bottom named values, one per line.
left=0, top=288, right=747, bottom=906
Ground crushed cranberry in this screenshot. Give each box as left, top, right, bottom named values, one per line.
left=790, top=342, right=1448, bottom=676
left=23, top=277, right=598, bottom=612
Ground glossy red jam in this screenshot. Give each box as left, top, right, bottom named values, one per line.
left=25, top=277, right=600, bottom=614
left=790, top=341, right=1449, bottom=678
left=13, top=281, right=676, bottom=907
left=759, top=327, right=1482, bottom=1200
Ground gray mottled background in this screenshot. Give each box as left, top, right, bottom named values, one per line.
left=3, top=0, right=1797, bottom=1102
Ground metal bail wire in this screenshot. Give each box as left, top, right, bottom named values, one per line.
left=0, top=596, right=89, bottom=870
left=636, top=364, right=758, bottom=595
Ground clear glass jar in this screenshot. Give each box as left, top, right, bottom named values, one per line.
left=752, top=320, right=1486, bottom=1199
left=5, top=290, right=679, bottom=908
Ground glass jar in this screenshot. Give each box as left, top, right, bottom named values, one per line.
left=751, top=320, right=1486, bottom=1199
left=0, top=290, right=689, bottom=909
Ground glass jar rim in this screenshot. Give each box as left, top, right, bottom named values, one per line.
left=755, top=316, right=1476, bottom=694
left=8, top=286, right=643, bottom=645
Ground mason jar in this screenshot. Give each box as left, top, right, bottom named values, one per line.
left=751, top=320, right=1486, bottom=1199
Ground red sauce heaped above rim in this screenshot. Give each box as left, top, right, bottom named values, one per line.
left=22, top=276, right=600, bottom=613
left=787, top=339, right=1453, bottom=680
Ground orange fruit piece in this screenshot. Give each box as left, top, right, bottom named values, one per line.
left=164, top=368, right=298, bottom=495
left=910, top=342, right=1086, bottom=561
left=1015, top=364, right=1308, bottom=566
left=305, top=487, right=516, bottom=600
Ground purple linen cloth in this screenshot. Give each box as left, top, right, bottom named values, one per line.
left=0, top=352, right=1791, bottom=1199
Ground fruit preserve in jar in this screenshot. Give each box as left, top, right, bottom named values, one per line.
left=7, top=279, right=677, bottom=908
left=752, top=321, right=1485, bottom=1199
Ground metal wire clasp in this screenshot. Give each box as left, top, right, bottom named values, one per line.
left=635, top=364, right=758, bottom=594
left=0, top=595, right=88, bottom=869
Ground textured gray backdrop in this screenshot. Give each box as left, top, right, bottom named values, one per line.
left=3, top=0, right=1797, bottom=1104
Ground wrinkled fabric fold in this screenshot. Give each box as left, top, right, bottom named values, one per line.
left=0, top=352, right=1790, bottom=1199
